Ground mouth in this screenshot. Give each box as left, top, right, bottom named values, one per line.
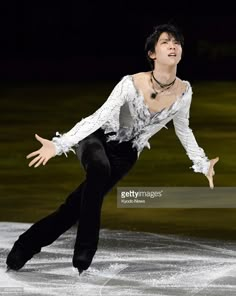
left=168, top=53, right=176, bottom=57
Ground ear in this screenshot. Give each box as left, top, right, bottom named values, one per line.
left=148, top=50, right=156, bottom=60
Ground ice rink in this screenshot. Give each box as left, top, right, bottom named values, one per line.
left=1, top=222, right=236, bottom=295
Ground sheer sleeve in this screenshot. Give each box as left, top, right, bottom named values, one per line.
left=52, top=75, right=129, bottom=156
left=173, top=91, right=210, bottom=175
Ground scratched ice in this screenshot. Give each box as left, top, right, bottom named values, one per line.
left=1, top=222, right=236, bottom=295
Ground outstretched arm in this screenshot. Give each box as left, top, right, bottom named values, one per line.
left=173, top=93, right=219, bottom=189
left=26, top=75, right=130, bottom=167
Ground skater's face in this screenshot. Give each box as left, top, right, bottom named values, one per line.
left=148, top=32, right=182, bottom=67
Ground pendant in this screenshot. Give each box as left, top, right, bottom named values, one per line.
left=151, top=92, right=157, bottom=99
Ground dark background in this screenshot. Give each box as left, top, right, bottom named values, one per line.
left=0, top=6, right=236, bottom=239
left=0, top=5, right=235, bottom=83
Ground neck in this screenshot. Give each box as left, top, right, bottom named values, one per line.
left=152, top=64, right=177, bottom=85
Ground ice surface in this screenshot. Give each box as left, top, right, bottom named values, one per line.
left=1, top=222, right=236, bottom=295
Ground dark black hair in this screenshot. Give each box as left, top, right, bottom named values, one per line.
left=144, top=23, right=184, bottom=69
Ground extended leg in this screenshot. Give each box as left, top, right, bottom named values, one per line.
left=5, top=182, right=89, bottom=271
left=6, top=131, right=108, bottom=271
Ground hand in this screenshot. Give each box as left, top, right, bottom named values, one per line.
left=26, top=134, right=56, bottom=168
left=205, top=157, right=219, bottom=189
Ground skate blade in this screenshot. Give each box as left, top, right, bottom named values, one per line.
left=78, top=268, right=84, bottom=275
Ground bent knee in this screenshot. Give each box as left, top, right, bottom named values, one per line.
left=80, top=142, right=111, bottom=178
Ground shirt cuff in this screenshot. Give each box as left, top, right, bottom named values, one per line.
left=52, top=132, right=76, bottom=157
left=190, top=159, right=211, bottom=175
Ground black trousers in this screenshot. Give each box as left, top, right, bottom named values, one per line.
left=15, top=128, right=138, bottom=254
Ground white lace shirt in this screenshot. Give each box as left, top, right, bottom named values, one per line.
left=52, top=75, right=210, bottom=175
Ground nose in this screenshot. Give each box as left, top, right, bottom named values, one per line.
left=169, top=41, right=176, bottom=49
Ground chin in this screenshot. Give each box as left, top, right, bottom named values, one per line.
left=165, top=61, right=178, bottom=67
left=167, top=57, right=181, bottom=65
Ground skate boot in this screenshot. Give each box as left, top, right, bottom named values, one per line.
left=6, top=242, right=37, bottom=271
left=72, top=247, right=97, bottom=275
